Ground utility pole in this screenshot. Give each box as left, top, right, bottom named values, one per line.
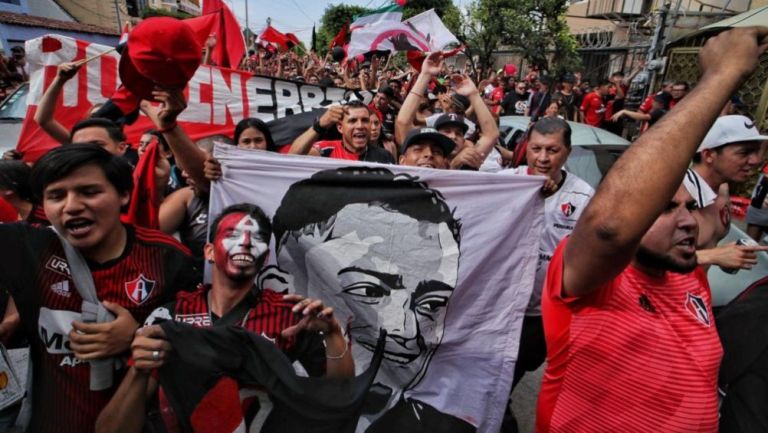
left=245, top=0, right=249, bottom=32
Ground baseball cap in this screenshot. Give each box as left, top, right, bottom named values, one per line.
left=119, top=17, right=202, bottom=101
left=400, top=127, right=456, bottom=156
left=697, top=115, right=768, bottom=152
left=434, top=113, right=469, bottom=134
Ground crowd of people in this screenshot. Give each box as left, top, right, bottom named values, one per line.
left=0, top=17, right=767, bottom=433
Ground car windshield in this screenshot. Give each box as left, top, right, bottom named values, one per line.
left=0, top=84, right=29, bottom=120
left=565, top=145, right=625, bottom=190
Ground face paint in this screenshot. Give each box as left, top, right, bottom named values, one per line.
left=213, top=213, right=269, bottom=282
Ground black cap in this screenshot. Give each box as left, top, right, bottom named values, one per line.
left=378, top=85, right=395, bottom=99
left=450, top=94, right=470, bottom=112
left=400, top=127, right=456, bottom=156
left=434, top=113, right=469, bottom=134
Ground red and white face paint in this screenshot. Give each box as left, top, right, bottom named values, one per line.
left=213, top=212, right=269, bottom=282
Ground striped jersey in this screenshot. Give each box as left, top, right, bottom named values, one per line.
left=537, top=238, right=722, bottom=432
left=0, top=223, right=199, bottom=433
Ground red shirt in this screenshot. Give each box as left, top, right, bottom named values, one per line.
left=0, top=197, right=17, bottom=222
left=312, top=140, right=361, bottom=161
left=490, top=86, right=504, bottom=114
left=537, top=238, right=722, bottom=433
left=580, top=92, right=606, bottom=127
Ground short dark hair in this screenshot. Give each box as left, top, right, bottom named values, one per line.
left=597, top=78, right=612, bottom=87
left=611, top=71, right=625, bottom=78
left=142, top=129, right=170, bottom=153
left=233, top=118, right=277, bottom=152
left=0, top=160, right=33, bottom=202
left=70, top=118, right=126, bottom=143
left=673, top=81, right=689, bottom=90
left=530, top=117, right=572, bottom=149
left=30, top=144, right=133, bottom=203
left=208, top=203, right=272, bottom=243
left=273, top=167, right=461, bottom=251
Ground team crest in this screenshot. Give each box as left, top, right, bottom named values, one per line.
left=685, top=292, right=710, bottom=326
left=125, top=274, right=156, bottom=305
left=561, top=202, right=576, bottom=217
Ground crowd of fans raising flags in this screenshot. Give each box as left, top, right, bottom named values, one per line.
left=0, top=14, right=767, bottom=433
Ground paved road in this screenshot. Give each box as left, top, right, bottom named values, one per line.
left=509, top=365, right=544, bottom=433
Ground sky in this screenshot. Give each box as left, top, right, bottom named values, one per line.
left=222, top=0, right=467, bottom=45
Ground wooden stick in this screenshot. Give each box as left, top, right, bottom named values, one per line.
left=74, top=47, right=117, bottom=66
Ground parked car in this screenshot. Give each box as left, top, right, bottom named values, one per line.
left=0, top=83, right=27, bottom=155
left=499, top=115, right=768, bottom=307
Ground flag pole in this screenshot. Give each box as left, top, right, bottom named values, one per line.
left=74, top=47, right=117, bottom=66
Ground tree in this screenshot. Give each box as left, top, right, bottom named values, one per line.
left=316, top=4, right=370, bottom=55
left=461, top=0, right=581, bottom=79
left=140, top=6, right=193, bottom=19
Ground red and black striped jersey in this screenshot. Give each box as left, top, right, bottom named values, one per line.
left=0, top=223, right=200, bottom=433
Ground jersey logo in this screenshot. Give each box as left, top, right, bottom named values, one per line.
left=175, top=313, right=211, bottom=328
left=561, top=202, right=576, bottom=217
left=125, top=274, right=156, bottom=305
left=685, top=292, right=710, bottom=327
left=194, top=212, right=208, bottom=225
left=745, top=120, right=756, bottom=130
left=50, top=280, right=71, bottom=298
left=45, top=255, right=70, bottom=277
left=144, top=307, right=172, bottom=326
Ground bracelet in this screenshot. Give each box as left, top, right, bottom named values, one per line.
left=157, top=122, right=177, bottom=134
left=312, top=119, right=327, bottom=134
left=326, top=342, right=349, bottom=360
left=409, top=91, right=426, bottom=100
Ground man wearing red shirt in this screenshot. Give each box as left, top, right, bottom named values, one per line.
left=289, top=100, right=394, bottom=164
left=537, top=27, right=768, bottom=433
left=579, top=79, right=610, bottom=127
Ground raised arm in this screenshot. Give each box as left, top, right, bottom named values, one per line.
left=33, top=62, right=81, bottom=145
left=288, top=106, right=343, bottom=155
left=151, top=88, right=209, bottom=192
left=562, top=27, right=768, bottom=298
left=395, top=52, right=442, bottom=145
left=452, top=74, right=500, bottom=156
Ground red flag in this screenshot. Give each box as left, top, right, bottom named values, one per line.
left=184, top=13, right=218, bottom=47
left=200, top=0, right=245, bottom=68
left=259, top=26, right=291, bottom=52
left=329, top=22, right=349, bottom=49
left=124, top=140, right=160, bottom=229
left=285, top=32, right=302, bottom=49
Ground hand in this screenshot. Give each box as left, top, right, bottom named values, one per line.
left=57, top=62, right=81, bottom=82
left=611, top=110, right=625, bottom=122
left=281, top=294, right=342, bottom=338
left=151, top=87, right=187, bottom=130
left=69, top=301, right=139, bottom=360
left=422, top=52, right=444, bottom=77
left=205, top=33, right=217, bottom=49
left=204, top=154, right=222, bottom=181
left=451, top=74, right=479, bottom=97
left=541, top=176, right=559, bottom=195
left=2, top=149, right=22, bottom=161
left=318, top=105, right=344, bottom=129
left=131, top=325, right=172, bottom=372
left=699, top=27, right=768, bottom=81
left=709, top=242, right=768, bottom=270
left=449, top=146, right=485, bottom=169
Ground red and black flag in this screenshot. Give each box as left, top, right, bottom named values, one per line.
left=157, top=322, right=386, bottom=433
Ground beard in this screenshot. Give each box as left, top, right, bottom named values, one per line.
left=635, top=245, right=698, bottom=274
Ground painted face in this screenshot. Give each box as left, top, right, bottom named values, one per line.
left=636, top=186, right=699, bottom=274
left=237, top=127, right=268, bottom=150
left=278, top=204, right=459, bottom=388
left=707, top=141, right=764, bottom=184
left=526, top=130, right=570, bottom=180
left=399, top=141, right=447, bottom=169
left=71, top=127, right=125, bottom=156
left=43, top=164, right=128, bottom=261
left=337, top=106, right=371, bottom=154
left=213, top=212, right=269, bottom=282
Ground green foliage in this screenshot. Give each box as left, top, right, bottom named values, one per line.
left=316, top=4, right=370, bottom=55
left=140, top=6, right=192, bottom=20
left=462, top=0, right=581, bottom=78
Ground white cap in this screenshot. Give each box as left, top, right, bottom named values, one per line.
left=698, top=115, right=768, bottom=152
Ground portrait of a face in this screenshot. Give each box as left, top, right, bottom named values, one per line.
left=209, top=212, right=270, bottom=283
left=271, top=168, right=461, bottom=391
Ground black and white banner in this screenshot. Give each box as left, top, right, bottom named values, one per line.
left=209, top=147, right=544, bottom=432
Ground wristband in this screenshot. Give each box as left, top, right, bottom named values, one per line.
left=312, top=119, right=327, bottom=134
left=157, top=122, right=177, bottom=134
left=409, top=91, right=426, bottom=100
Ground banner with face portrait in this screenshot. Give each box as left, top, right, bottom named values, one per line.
left=208, top=146, right=545, bottom=433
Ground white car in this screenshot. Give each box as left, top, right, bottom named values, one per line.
left=0, top=83, right=27, bottom=155
left=499, top=115, right=768, bottom=308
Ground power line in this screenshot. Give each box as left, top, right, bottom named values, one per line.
left=288, top=0, right=314, bottom=22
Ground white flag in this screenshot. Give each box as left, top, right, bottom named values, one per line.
left=404, top=8, right=459, bottom=51
left=209, top=147, right=544, bottom=433
left=348, top=20, right=431, bottom=58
